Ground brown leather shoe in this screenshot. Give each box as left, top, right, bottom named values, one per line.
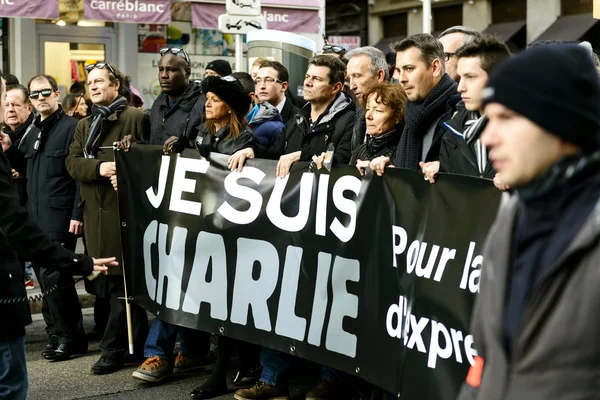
left=305, top=379, right=342, bottom=400
left=234, top=381, right=289, bottom=400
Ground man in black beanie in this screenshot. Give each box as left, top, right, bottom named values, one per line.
left=457, top=44, right=600, bottom=400
left=204, top=59, right=233, bottom=79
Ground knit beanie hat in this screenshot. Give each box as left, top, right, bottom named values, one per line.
left=205, top=59, right=233, bottom=77
left=483, top=44, right=600, bottom=153
left=202, top=75, right=251, bottom=117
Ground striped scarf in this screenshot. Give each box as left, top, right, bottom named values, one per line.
left=463, top=115, right=488, bottom=174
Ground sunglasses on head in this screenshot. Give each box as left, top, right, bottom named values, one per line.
left=322, top=45, right=346, bottom=55
left=159, top=47, right=191, bottom=65
left=86, top=62, right=118, bottom=78
left=29, top=88, right=55, bottom=99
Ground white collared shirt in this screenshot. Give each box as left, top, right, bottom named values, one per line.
left=276, top=97, right=287, bottom=114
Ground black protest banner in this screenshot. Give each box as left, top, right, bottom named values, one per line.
left=116, top=145, right=501, bottom=399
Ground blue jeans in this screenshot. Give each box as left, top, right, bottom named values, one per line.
left=24, top=262, right=32, bottom=277
left=0, top=337, right=27, bottom=400
left=320, top=366, right=341, bottom=381
left=259, top=347, right=341, bottom=386
left=259, top=347, right=293, bottom=387
left=143, top=317, right=204, bottom=360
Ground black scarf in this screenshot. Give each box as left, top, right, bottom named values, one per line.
left=517, top=151, right=600, bottom=202
left=394, top=74, right=457, bottom=170
left=34, top=105, right=64, bottom=132
left=84, top=96, right=128, bottom=158
left=350, top=128, right=401, bottom=165
left=32, top=106, right=65, bottom=151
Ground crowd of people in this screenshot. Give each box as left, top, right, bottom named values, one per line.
left=2, top=22, right=600, bottom=400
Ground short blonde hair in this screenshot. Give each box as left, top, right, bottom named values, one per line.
left=252, top=57, right=270, bottom=69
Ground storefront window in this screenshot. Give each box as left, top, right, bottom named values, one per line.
left=433, top=4, right=463, bottom=35
left=562, top=0, right=592, bottom=16
left=492, top=0, right=526, bottom=24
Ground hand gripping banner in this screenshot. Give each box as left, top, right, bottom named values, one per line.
left=116, top=146, right=501, bottom=399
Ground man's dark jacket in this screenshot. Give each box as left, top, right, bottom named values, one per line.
left=10, top=108, right=82, bottom=242
left=279, top=97, right=300, bottom=125
left=254, top=92, right=356, bottom=165
left=3, top=112, right=37, bottom=206
left=149, top=80, right=204, bottom=145
left=0, top=150, right=93, bottom=341
left=351, top=105, right=366, bottom=152
left=440, top=113, right=494, bottom=179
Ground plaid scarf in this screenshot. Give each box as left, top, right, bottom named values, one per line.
left=84, top=96, right=128, bottom=158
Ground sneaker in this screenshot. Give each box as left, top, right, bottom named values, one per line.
left=305, top=379, right=342, bottom=400
left=173, top=352, right=204, bottom=373
left=24, top=276, right=34, bottom=290
left=131, top=356, right=172, bottom=382
left=234, top=381, right=289, bottom=400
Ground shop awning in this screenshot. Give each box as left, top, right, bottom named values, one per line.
left=191, top=1, right=319, bottom=33
left=534, top=13, right=598, bottom=42
left=482, top=21, right=526, bottom=43
left=373, top=36, right=405, bottom=55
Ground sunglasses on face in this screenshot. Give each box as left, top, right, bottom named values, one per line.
left=29, top=88, right=55, bottom=99
left=322, top=45, right=346, bottom=55
left=86, top=62, right=118, bottom=78
left=159, top=47, right=191, bottom=65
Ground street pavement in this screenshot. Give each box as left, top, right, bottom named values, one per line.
left=25, top=311, right=234, bottom=400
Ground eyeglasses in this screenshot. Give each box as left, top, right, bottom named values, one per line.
left=86, top=62, right=118, bottom=78
left=159, top=47, right=191, bottom=65
left=322, top=45, right=346, bottom=55
left=254, top=77, right=283, bottom=86
left=444, top=52, right=455, bottom=62
left=29, top=88, right=55, bottom=99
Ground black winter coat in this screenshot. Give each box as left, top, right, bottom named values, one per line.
left=149, top=81, right=205, bottom=145
left=10, top=109, right=82, bottom=242
left=255, top=92, right=357, bottom=165
left=2, top=112, right=37, bottom=206
left=195, top=123, right=257, bottom=156
left=279, top=97, right=300, bottom=125
left=440, top=115, right=494, bottom=179
left=0, top=151, right=93, bottom=341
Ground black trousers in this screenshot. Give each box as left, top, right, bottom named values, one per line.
left=99, top=275, right=149, bottom=359
left=32, top=234, right=86, bottom=346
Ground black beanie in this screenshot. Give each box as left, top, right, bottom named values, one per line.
left=483, top=44, right=600, bottom=153
left=202, top=75, right=251, bottom=117
left=205, top=59, right=233, bottom=77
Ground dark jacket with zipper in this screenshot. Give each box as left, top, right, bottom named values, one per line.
left=440, top=114, right=495, bottom=179
left=254, top=92, right=356, bottom=165
left=195, top=122, right=257, bottom=156
left=149, top=80, right=204, bottom=146
left=9, top=108, right=83, bottom=243
left=458, top=156, right=600, bottom=400
left=0, top=150, right=93, bottom=341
